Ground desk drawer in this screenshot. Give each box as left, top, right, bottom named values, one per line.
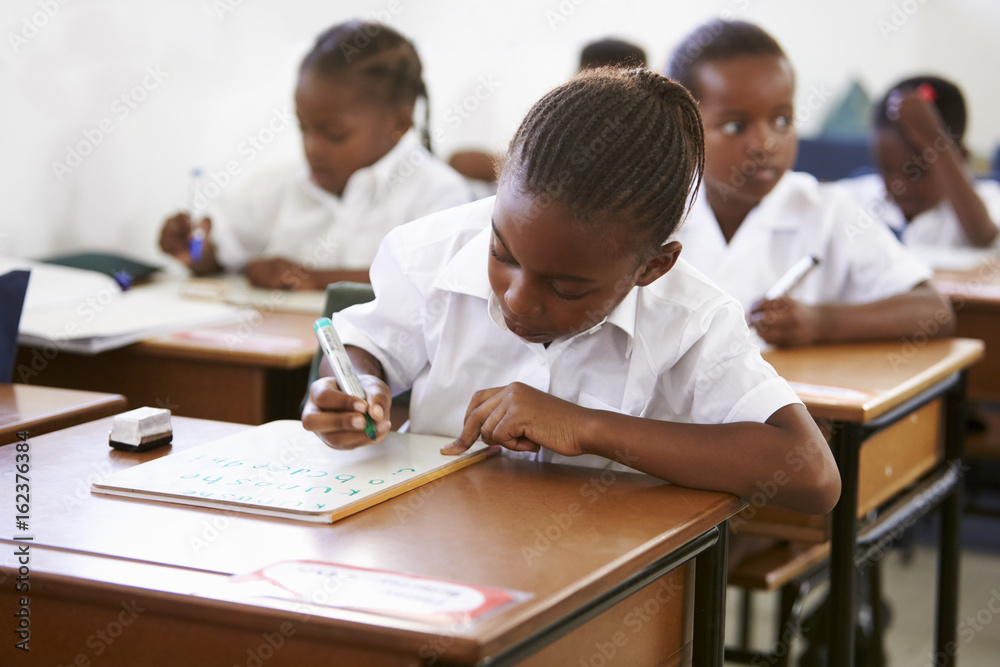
left=732, top=398, right=943, bottom=542
left=858, top=398, right=942, bottom=516
left=520, top=562, right=693, bottom=667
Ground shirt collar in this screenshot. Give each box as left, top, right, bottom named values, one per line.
left=742, top=171, right=803, bottom=231
left=434, top=226, right=640, bottom=354
left=296, top=132, right=422, bottom=202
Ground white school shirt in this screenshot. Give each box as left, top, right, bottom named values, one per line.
left=208, top=134, right=474, bottom=271
left=673, top=171, right=932, bottom=313
left=333, top=197, right=802, bottom=473
left=839, top=173, right=1000, bottom=248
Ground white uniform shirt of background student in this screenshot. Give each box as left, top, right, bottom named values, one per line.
left=841, top=172, right=1000, bottom=248
left=675, top=171, right=933, bottom=315
left=208, top=132, right=472, bottom=271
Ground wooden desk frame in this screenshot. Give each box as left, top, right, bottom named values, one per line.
left=479, top=526, right=729, bottom=666
left=827, top=371, right=965, bottom=667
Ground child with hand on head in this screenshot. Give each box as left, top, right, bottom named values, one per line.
left=841, top=75, right=1000, bottom=248
left=668, top=21, right=955, bottom=348
left=302, top=67, right=840, bottom=515
left=158, top=20, right=472, bottom=290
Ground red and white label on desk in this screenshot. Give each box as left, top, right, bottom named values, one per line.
left=228, top=560, right=528, bottom=626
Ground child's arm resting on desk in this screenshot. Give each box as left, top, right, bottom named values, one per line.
left=245, top=258, right=371, bottom=290
left=752, top=282, right=955, bottom=347
left=443, top=383, right=841, bottom=515
left=301, top=346, right=393, bottom=449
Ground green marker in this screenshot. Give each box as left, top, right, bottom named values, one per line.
left=313, top=317, right=377, bottom=440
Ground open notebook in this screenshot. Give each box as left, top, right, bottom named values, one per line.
left=92, top=420, right=496, bottom=523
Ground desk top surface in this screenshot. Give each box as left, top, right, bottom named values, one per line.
left=764, top=337, right=983, bottom=422
left=0, top=383, right=126, bottom=443
left=135, top=310, right=318, bottom=368
left=0, top=416, right=743, bottom=661
left=933, top=252, right=1000, bottom=305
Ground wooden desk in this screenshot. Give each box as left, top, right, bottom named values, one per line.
left=0, top=383, right=125, bottom=444
left=15, top=311, right=317, bottom=425
left=763, top=338, right=984, bottom=667
left=0, top=417, right=745, bottom=666
left=935, top=258, right=1000, bottom=401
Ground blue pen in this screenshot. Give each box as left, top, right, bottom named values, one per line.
left=314, top=317, right=377, bottom=440
left=188, top=168, right=205, bottom=262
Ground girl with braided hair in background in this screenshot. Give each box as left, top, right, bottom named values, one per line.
left=159, top=20, right=471, bottom=290
left=302, top=67, right=840, bottom=515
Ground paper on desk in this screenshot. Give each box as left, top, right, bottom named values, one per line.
left=0, top=257, right=119, bottom=312
left=15, top=268, right=251, bottom=354
left=226, top=560, right=528, bottom=626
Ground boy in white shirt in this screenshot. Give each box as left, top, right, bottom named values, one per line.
left=302, top=67, right=841, bottom=516
left=841, top=75, right=1000, bottom=249
left=159, top=20, right=472, bottom=290
left=667, top=20, right=955, bottom=348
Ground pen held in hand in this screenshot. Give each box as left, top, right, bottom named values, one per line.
left=763, top=255, right=819, bottom=301
left=749, top=255, right=820, bottom=327
left=313, top=317, right=377, bottom=440
left=188, top=168, right=206, bottom=262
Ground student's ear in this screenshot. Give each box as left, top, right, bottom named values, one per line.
left=391, top=103, right=415, bottom=140
left=635, top=241, right=682, bottom=287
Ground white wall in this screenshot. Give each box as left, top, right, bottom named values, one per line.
left=2, top=0, right=997, bottom=263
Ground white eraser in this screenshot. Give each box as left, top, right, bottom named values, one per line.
left=109, top=407, right=173, bottom=451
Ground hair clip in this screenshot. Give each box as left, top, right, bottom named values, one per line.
left=886, top=89, right=904, bottom=121
left=916, top=82, right=937, bottom=103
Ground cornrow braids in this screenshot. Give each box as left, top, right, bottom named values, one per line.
left=667, top=20, right=786, bottom=100
left=301, top=20, right=433, bottom=151
left=500, top=67, right=704, bottom=256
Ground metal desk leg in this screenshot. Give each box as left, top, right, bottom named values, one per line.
left=829, top=422, right=863, bottom=667
left=694, top=522, right=728, bottom=667
left=937, top=373, right=966, bottom=667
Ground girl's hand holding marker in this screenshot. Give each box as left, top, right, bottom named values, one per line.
left=307, top=318, right=392, bottom=450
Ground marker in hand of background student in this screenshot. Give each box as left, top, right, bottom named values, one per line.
left=188, top=168, right=207, bottom=263
left=748, top=255, right=820, bottom=339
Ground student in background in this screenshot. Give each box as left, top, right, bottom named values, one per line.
left=302, top=67, right=840, bottom=516
left=159, top=20, right=472, bottom=290
left=841, top=75, right=1000, bottom=248
left=667, top=20, right=955, bottom=348
left=578, top=37, right=647, bottom=70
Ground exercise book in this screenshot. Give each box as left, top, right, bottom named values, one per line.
left=92, top=420, right=496, bottom=523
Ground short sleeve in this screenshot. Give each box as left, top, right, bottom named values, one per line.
left=825, top=185, right=932, bottom=303
left=401, top=150, right=475, bottom=221
left=650, top=295, right=802, bottom=425
left=331, top=229, right=429, bottom=395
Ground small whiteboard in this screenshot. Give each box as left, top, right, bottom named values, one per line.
left=92, top=421, right=495, bottom=523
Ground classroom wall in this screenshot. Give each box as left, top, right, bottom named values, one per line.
left=2, top=0, right=998, bottom=264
